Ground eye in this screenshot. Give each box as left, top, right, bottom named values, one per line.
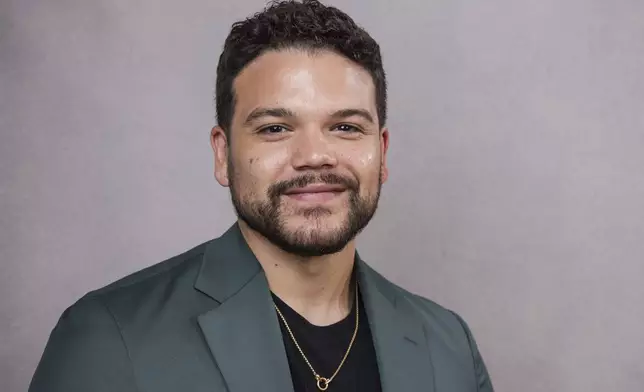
left=258, top=125, right=287, bottom=134
left=333, top=123, right=361, bottom=133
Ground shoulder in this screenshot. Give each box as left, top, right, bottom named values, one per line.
left=402, top=289, right=473, bottom=337
left=360, top=262, right=476, bottom=351
left=57, top=240, right=212, bottom=337
left=90, top=240, right=210, bottom=299
left=403, top=290, right=480, bottom=352
left=360, top=262, right=464, bottom=328
left=84, top=240, right=209, bottom=309
left=361, top=263, right=494, bottom=390
left=392, top=282, right=495, bottom=391
left=30, top=287, right=137, bottom=391
left=30, top=241, right=213, bottom=391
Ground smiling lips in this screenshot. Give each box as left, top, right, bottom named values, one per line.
left=283, top=183, right=347, bottom=202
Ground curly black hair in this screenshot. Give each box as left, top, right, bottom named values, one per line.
left=215, top=0, right=387, bottom=137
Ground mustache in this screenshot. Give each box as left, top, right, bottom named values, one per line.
left=268, top=172, right=359, bottom=199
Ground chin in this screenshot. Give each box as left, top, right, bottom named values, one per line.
left=259, top=212, right=358, bottom=257
left=285, top=212, right=346, bottom=231
left=281, top=229, right=352, bottom=257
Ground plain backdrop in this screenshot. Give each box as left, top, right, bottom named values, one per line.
left=2, top=0, right=643, bottom=391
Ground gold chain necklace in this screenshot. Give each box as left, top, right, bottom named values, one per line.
left=273, top=285, right=359, bottom=391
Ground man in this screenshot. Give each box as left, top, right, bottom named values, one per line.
left=30, top=1, right=494, bottom=391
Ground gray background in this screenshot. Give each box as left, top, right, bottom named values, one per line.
left=2, top=0, right=643, bottom=391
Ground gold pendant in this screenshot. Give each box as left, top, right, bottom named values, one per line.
left=316, top=376, right=330, bottom=391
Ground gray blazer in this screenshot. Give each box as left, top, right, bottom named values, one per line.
left=30, top=224, right=494, bottom=392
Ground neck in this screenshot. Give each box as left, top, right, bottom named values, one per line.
left=238, top=220, right=356, bottom=326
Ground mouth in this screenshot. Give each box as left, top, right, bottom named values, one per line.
left=283, top=183, right=347, bottom=202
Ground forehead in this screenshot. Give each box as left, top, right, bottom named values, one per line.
left=232, top=49, right=377, bottom=121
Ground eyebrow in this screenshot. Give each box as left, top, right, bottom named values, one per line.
left=329, top=108, right=375, bottom=124
left=243, top=107, right=297, bottom=126
left=243, top=107, right=375, bottom=126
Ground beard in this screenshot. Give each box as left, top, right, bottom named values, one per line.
left=228, top=167, right=381, bottom=257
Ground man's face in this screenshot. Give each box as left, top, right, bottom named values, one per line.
left=212, top=49, right=389, bottom=257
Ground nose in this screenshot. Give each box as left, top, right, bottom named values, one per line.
left=290, top=129, right=338, bottom=170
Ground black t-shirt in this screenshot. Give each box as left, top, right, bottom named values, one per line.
left=272, top=290, right=382, bottom=392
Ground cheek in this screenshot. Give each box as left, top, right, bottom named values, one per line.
left=233, top=147, right=291, bottom=190
left=254, top=148, right=291, bottom=174
left=341, top=146, right=381, bottom=182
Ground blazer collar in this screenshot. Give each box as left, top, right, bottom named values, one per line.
left=194, top=223, right=435, bottom=392
left=194, top=223, right=262, bottom=303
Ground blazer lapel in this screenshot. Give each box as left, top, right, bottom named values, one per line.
left=358, top=259, right=437, bottom=392
left=194, top=224, right=294, bottom=392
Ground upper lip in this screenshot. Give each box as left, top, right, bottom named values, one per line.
left=284, top=183, right=347, bottom=194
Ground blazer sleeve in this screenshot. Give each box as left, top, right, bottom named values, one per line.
left=451, top=311, right=495, bottom=392
left=29, top=295, right=139, bottom=392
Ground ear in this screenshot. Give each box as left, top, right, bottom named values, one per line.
left=210, top=126, right=230, bottom=187
left=380, top=127, right=390, bottom=184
